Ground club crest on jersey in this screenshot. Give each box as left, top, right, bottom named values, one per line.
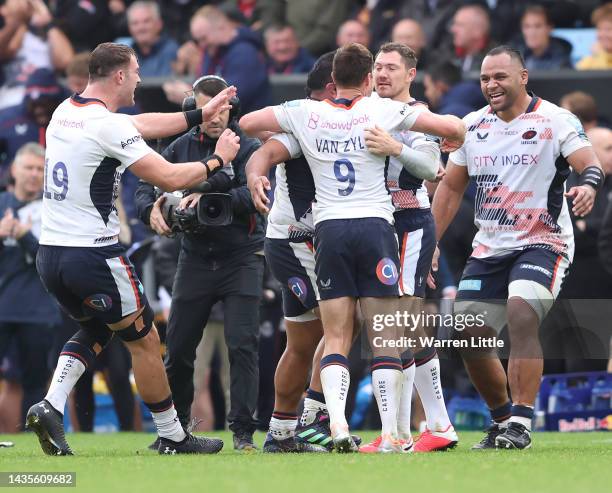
left=83, top=294, right=113, bottom=312
left=288, top=277, right=308, bottom=303
left=376, top=258, right=398, bottom=286
left=521, top=129, right=538, bottom=144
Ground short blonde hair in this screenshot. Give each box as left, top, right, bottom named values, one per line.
left=592, top=3, right=612, bottom=26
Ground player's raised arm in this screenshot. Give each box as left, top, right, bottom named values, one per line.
left=239, top=107, right=285, bottom=138
left=130, top=85, right=237, bottom=140
left=130, top=128, right=240, bottom=191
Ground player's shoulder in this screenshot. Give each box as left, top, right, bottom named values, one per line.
left=534, top=98, right=578, bottom=123
left=463, top=105, right=492, bottom=127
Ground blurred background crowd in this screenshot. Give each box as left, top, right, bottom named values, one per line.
left=1, top=0, right=611, bottom=435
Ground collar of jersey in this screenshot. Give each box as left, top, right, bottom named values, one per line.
left=70, top=94, right=108, bottom=108
left=488, top=92, right=541, bottom=116
left=324, top=96, right=362, bottom=109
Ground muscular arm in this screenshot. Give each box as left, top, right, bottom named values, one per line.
left=411, top=110, right=466, bottom=143
left=431, top=160, right=470, bottom=241
left=565, top=146, right=603, bottom=217
left=245, top=138, right=291, bottom=213
left=130, top=85, right=237, bottom=140
left=239, top=107, right=284, bottom=138
left=129, top=151, right=222, bottom=192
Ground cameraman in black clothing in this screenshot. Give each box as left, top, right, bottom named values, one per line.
left=135, top=76, right=264, bottom=450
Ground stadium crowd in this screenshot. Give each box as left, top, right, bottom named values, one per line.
left=0, top=0, right=611, bottom=449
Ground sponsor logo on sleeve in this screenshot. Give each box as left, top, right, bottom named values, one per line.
left=121, top=135, right=143, bottom=148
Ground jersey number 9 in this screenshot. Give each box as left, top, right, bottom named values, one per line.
left=334, top=158, right=355, bottom=196
left=44, top=160, right=69, bottom=201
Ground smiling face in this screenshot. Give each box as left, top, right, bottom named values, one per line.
left=480, top=53, right=528, bottom=113
left=373, top=50, right=414, bottom=99
left=128, top=4, right=162, bottom=48
left=265, top=26, right=300, bottom=65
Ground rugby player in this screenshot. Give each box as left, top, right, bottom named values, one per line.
left=241, top=43, right=465, bottom=452
left=359, top=42, right=458, bottom=453
left=432, top=46, right=603, bottom=450
left=26, top=42, right=238, bottom=455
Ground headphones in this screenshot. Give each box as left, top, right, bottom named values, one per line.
left=182, top=75, right=241, bottom=121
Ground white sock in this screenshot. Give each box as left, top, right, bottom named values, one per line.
left=372, top=368, right=403, bottom=438
left=509, top=415, right=532, bottom=431
left=269, top=416, right=297, bottom=440
left=152, top=406, right=186, bottom=442
left=301, top=397, right=327, bottom=427
left=320, top=364, right=350, bottom=434
left=397, top=363, right=416, bottom=439
left=45, top=354, right=86, bottom=414
left=414, top=356, right=452, bottom=431
left=498, top=418, right=510, bottom=429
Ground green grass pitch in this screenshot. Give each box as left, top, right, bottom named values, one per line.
left=1, top=431, right=611, bottom=493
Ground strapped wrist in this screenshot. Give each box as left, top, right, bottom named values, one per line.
left=579, top=166, right=603, bottom=190
left=184, top=109, right=203, bottom=129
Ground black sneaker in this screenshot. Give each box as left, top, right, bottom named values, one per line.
left=471, top=423, right=503, bottom=450
left=158, top=433, right=223, bottom=454
left=25, top=400, right=73, bottom=456
left=295, top=410, right=362, bottom=451
left=263, top=433, right=328, bottom=453
left=148, top=437, right=161, bottom=451
left=233, top=431, right=258, bottom=451
left=148, top=417, right=201, bottom=451
left=495, top=422, right=532, bottom=450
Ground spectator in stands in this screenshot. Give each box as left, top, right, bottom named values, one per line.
left=0, top=69, right=66, bottom=190
left=514, top=5, right=572, bottom=70
left=445, top=3, right=495, bottom=73
left=51, top=0, right=114, bottom=52
left=0, top=143, right=60, bottom=428
left=174, top=5, right=271, bottom=114
left=560, top=91, right=600, bottom=131
left=123, top=1, right=178, bottom=77
left=423, top=60, right=485, bottom=118
left=577, top=3, right=612, bottom=70
left=65, top=52, right=91, bottom=94
left=336, top=19, right=370, bottom=48
left=258, top=0, right=354, bottom=56
left=0, top=0, right=74, bottom=110
left=367, top=0, right=456, bottom=52
left=264, top=24, right=315, bottom=75
left=391, top=18, right=429, bottom=69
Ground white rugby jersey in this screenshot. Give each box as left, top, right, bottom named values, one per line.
left=370, top=93, right=439, bottom=211
left=266, top=133, right=316, bottom=240
left=273, top=96, right=424, bottom=224
left=40, top=95, right=151, bottom=247
left=449, top=96, right=591, bottom=259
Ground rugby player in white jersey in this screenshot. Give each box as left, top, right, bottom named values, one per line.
left=358, top=42, right=458, bottom=453
left=432, top=46, right=603, bottom=450
left=241, top=43, right=465, bottom=452
left=26, top=42, right=240, bottom=455
left=245, top=53, right=336, bottom=453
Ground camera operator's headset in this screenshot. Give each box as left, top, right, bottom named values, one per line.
left=182, top=75, right=241, bottom=121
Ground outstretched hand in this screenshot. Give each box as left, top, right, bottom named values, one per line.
left=565, top=185, right=596, bottom=217
left=202, top=86, right=237, bottom=122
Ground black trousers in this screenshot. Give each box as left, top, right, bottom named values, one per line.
left=165, top=252, right=264, bottom=433
left=0, top=321, right=54, bottom=420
